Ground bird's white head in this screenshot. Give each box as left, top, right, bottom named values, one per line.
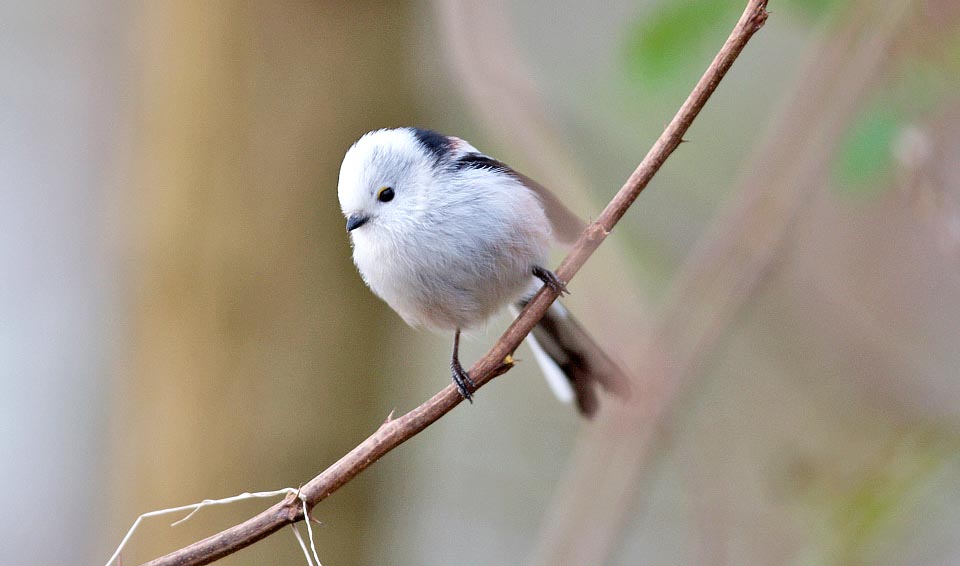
left=337, top=128, right=451, bottom=236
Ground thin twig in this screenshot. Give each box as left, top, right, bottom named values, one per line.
left=134, top=2, right=769, bottom=564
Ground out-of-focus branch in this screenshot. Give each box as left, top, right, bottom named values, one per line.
left=435, top=0, right=589, bottom=201
left=529, top=1, right=918, bottom=564
left=135, top=2, right=769, bottom=564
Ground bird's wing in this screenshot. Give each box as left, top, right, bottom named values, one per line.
left=510, top=169, right=585, bottom=246
left=450, top=145, right=586, bottom=246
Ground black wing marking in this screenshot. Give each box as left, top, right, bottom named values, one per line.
left=411, top=128, right=453, bottom=162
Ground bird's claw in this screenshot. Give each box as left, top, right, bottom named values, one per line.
left=533, top=266, right=569, bottom=295
left=451, top=360, right=475, bottom=402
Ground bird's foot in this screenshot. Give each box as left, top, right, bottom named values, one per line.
left=451, top=357, right=476, bottom=402
left=533, top=265, right=569, bottom=295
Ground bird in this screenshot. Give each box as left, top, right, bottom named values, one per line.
left=337, top=127, right=630, bottom=416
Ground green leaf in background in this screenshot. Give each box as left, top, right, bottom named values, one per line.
left=833, top=100, right=902, bottom=199
left=624, top=0, right=840, bottom=91
left=780, top=0, right=840, bottom=22
left=798, top=430, right=960, bottom=565
left=624, top=0, right=741, bottom=90
left=832, top=21, right=960, bottom=200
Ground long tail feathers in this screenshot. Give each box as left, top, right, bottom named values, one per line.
left=513, top=302, right=632, bottom=417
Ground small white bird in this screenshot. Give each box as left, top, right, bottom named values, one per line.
left=338, top=127, right=629, bottom=416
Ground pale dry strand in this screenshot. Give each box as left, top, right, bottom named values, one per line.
left=105, top=488, right=314, bottom=566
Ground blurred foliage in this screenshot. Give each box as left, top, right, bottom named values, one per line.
left=625, top=0, right=960, bottom=201
left=624, top=0, right=741, bottom=89
left=834, top=15, right=960, bottom=198
left=798, top=430, right=960, bottom=565
left=833, top=99, right=902, bottom=197
left=783, top=0, right=839, bottom=20
left=623, top=0, right=838, bottom=93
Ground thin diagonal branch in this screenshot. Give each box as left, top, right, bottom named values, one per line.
left=138, top=2, right=768, bottom=564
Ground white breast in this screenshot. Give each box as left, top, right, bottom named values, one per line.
left=352, top=171, right=551, bottom=332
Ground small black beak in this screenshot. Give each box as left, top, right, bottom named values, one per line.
left=345, top=214, right=369, bottom=232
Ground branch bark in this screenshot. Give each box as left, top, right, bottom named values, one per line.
left=140, top=2, right=769, bottom=564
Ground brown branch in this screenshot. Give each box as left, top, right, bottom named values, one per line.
left=139, top=2, right=769, bottom=564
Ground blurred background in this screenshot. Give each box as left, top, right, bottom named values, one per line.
left=3, top=0, right=959, bottom=564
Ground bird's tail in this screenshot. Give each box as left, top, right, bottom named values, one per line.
left=512, top=301, right=632, bottom=417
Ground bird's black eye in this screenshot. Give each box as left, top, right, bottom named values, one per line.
left=377, top=187, right=395, bottom=203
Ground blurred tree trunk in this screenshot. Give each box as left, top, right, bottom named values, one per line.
left=107, top=2, right=415, bottom=564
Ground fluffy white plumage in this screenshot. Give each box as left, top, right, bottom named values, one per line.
left=339, top=128, right=551, bottom=331
left=338, top=127, right=629, bottom=415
